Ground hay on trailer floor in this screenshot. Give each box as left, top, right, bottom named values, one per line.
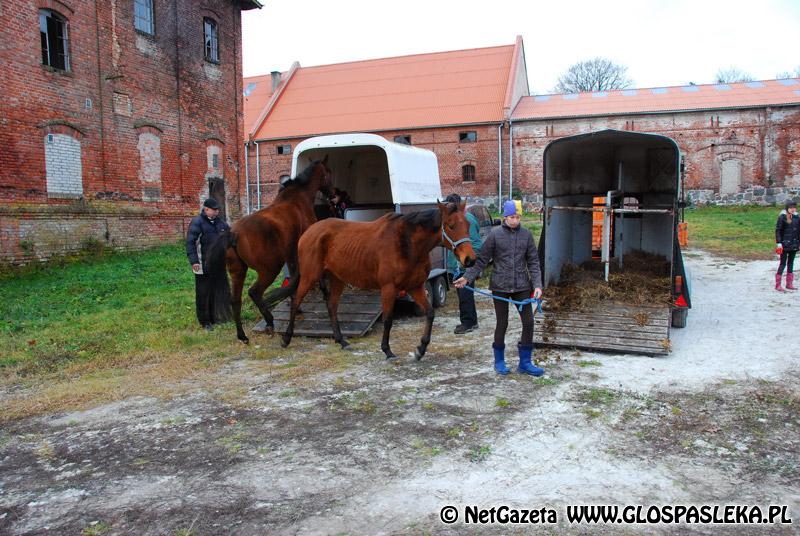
left=544, top=250, right=672, bottom=312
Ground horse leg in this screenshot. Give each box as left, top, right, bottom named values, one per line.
left=281, top=273, right=315, bottom=348
left=379, top=285, right=397, bottom=359
left=227, top=254, right=249, bottom=343
left=248, top=268, right=281, bottom=336
left=409, top=284, right=434, bottom=361
left=321, top=275, right=349, bottom=349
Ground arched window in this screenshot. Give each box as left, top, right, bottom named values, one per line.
left=462, top=164, right=476, bottom=182
left=40, top=9, right=70, bottom=71
left=203, top=18, right=219, bottom=63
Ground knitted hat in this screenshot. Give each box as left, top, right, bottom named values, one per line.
left=203, top=198, right=221, bottom=210
left=502, top=200, right=518, bottom=217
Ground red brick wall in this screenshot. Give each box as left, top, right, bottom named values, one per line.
left=0, top=0, right=247, bottom=263
left=246, top=124, right=509, bottom=210
left=511, top=106, right=800, bottom=196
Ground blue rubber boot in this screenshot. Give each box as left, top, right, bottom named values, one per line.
left=517, top=344, right=544, bottom=376
left=493, top=344, right=511, bottom=375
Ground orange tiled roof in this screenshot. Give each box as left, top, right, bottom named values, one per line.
left=512, top=78, right=800, bottom=121
left=243, top=73, right=284, bottom=136
left=248, top=44, right=518, bottom=140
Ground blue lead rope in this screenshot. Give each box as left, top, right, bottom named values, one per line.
left=463, top=284, right=543, bottom=314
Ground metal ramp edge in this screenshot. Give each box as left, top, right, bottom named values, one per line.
left=270, top=289, right=383, bottom=338
left=533, top=304, right=671, bottom=356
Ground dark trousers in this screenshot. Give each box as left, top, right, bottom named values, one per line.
left=778, top=250, right=797, bottom=275
left=456, top=286, right=478, bottom=328
left=195, top=273, right=215, bottom=326
left=492, top=290, right=534, bottom=348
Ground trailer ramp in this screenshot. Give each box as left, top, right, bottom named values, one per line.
left=534, top=304, right=671, bottom=356
left=269, top=289, right=383, bottom=338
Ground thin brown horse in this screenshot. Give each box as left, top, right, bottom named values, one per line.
left=281, top=201, right=476, bottom=359
left=205, top=158, right=332, bottom=343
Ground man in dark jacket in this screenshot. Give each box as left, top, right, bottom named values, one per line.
left=186, top=198, right=230, bottom=329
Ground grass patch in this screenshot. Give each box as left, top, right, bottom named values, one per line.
left=684, top=205, right=780, bottom=259
left=576, top=359, right=602, bottom=368
left=0, top=244, right=299, bottom=420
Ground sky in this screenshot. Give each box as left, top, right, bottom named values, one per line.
left=241, top=0, right=800, bottom=94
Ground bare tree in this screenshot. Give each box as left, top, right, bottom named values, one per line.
left=552, top=58, right=633, bottom=93
left=776, top=66, right=800, bottom=79
left=715, top=67, right=754, bottom=83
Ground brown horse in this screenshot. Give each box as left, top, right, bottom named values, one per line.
left=281, top=201, right=477, bottom=359
left=206, top=158, right=332, bottom=343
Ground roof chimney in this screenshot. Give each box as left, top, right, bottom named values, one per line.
left=270, top=71, right=281, bottom=92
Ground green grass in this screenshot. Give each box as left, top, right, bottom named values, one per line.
left=0, top=243, right=260, bottom=375
left=684, top=205, right=779, bottom=259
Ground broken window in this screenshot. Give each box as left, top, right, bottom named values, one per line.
left=204, top=18, right=219, bottom=63
left=277, top=145, right=291, bottom=155
left=459, top=131, right=477, bottom=143
left=393, top=135, right=411, bottom=145
left=40, top=9, right=70, bottom=71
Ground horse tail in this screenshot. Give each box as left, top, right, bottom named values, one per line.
left=262, top=268, right=300, bottom=310
left=205, top=230, right=235, bottom=322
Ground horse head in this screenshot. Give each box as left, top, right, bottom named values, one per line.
left=438, top=200, right=476, bottom=268
left=314, top=155, right=333, bottom=198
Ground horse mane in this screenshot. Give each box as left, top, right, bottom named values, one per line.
left=279, top=160, right=321, bottom=191
left=388, top=202, right=458, bottom=230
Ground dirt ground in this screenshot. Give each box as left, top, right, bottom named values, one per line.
left=1, top=251, right=799, bottom=536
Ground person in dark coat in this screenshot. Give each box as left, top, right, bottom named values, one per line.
left=186, top=198, right=231, bottom=329
left=775, top=199, right=800, bottom=292
left=444, top=193, right=483, bottom=334
left=454, top=200, right=544, bottom=376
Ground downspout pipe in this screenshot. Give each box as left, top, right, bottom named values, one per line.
left=244, top=142, right=250, bottom=214
left=498, top=123, right=503, bottom=208
left=255, top=141, right=261, bottom=210
left=509, top=119, right=514, bottom=201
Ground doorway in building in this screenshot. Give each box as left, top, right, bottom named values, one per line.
left=208, top=177, right=226, bottom=220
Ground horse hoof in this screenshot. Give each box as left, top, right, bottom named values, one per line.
left=238, top=336, right=250, bottom=344
left=414, top=348, right=425, bottom=361
left=340, top=341, right=350, bottom=350
left=265, top=328, right=275, bottom=338
left=384, top=351, right=397, bottom=360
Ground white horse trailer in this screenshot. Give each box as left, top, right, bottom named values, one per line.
left=272, top=133, right=452, bottom=338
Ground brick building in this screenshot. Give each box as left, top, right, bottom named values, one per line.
left=511, top=80, right=800, bottom=207
left=244, top=38, right=800, bottom=211
left=242, top=38, right=529, bottom=211
left=0, top=0, right=261, bottom=264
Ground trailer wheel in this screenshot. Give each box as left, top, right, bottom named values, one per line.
left=671, top=308, right=688, bottom=328
left=414, top=281, right=434, bottom=316
left=432, top=276, right=447, bottom=308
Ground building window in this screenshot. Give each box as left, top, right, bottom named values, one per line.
left=40, top=9, right=70, bottom=71
left=394, top=135, right=411, bottom=145
left=203, top=18, right=219, bottom=63
left=277, top=144, right=291, bottom=155
left=134, top=0, right=155, bottom=35
left=212, top=153, right=219, bottom=169
left=462, top=164, right=476, bottom=182
left=459, top=131, right=477, bottom=143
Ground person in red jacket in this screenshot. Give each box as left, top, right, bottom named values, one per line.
left=775, top=200, right=800, bottom=292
